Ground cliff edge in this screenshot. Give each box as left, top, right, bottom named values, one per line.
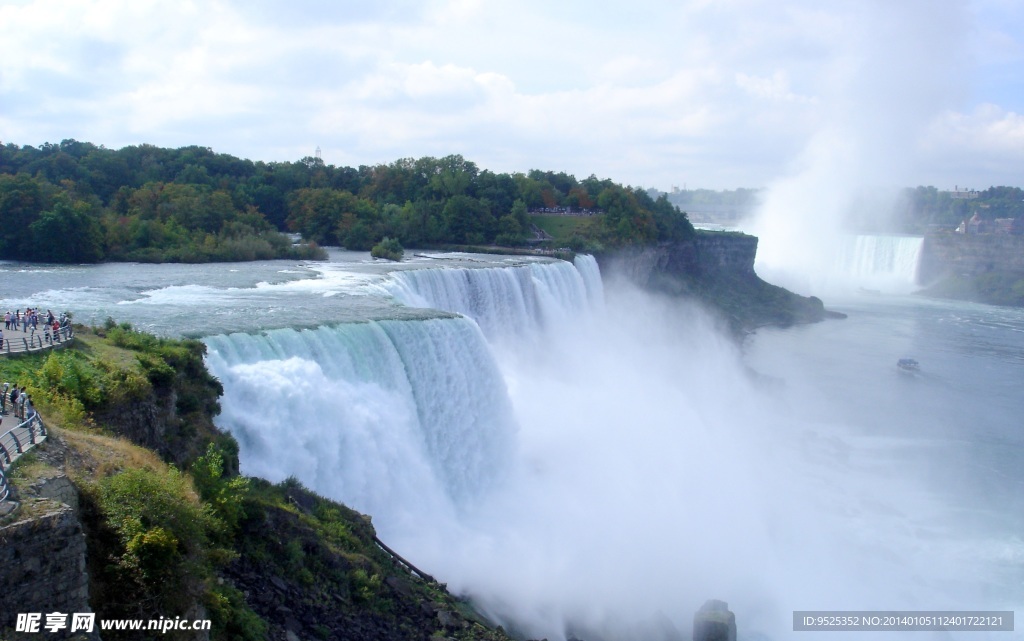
left=596, top=231, right=830, bottom=333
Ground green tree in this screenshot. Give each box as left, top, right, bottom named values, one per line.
left=0, top=173, right=49, bottom=259
left=29, top=198, right=105, bottom=262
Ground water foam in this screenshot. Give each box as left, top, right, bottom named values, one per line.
left=205, top=317, right=517, bottom=530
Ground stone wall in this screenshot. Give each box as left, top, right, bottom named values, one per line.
left=919, top=232, right=1024, bottom=283
left=0, top=500, right=91, bottom=637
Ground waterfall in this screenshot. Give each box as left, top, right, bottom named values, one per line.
left=835, top=234, right=923, bottom=287
left=383, top=256, right=601, bottom=338
left=754, top=232, right=925, bottom=295
left=204, top=317, right=518, bottom=531
left=204, top=255, right=602, bottom=532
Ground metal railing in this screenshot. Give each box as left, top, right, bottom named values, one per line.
left=0, top=412, right=48, bottom=504
left=3, top=324, right=75, bottom=354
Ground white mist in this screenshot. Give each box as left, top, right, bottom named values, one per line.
left=207, top=258, right=1008, bottom=641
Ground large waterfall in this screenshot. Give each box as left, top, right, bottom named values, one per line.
left=205, top=317, right=518, bottom=526
left=753, top=232, right=925, bottom=295
left=203, top=257, right=603, bottom=530
left=201, top=251, right=1013, bottom=641
left=834, top=234, right=923, bottom=288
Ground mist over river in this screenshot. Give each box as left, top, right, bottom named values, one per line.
left=2, top=246, right=1021, bottom=640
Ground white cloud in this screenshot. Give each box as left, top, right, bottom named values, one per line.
left=926, top=104, right=1024, bottom=156
left=0, top=0, right=1019, bottom=189
left=735, top=71, right=815, bottom=104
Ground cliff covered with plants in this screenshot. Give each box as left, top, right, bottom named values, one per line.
left=0, top=326, right=513, bottom=641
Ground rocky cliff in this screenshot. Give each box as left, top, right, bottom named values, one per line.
left=596, top=231, right=830, bottom=332
left=919, top=232, right=1024, bottom=282
left=918, top=232, right=1024, bottom=307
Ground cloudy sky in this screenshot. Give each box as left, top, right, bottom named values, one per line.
left=1, top=0, right=1021, bottom=190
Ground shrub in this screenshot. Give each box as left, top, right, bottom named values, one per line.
left=370, top=236, right=404, bottom=261
left=98, top=466, right=220, bottom=613
left=191, top=443, right=250, bottom=533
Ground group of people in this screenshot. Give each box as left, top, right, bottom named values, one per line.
left=1, top=383, right=33, bottom=421
left=1, top=309, right=71, bottom=349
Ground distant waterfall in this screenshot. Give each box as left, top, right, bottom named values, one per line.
left=384, top=255, right=603, bottom=338
left=835, top=235, right=923, bottom=287
left=204, top=317, right=518, bottom=530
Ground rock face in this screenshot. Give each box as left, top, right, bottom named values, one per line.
left=917, top=232, right=1024, bottom=307
left=595, top=233, right=756, bottom=290
left=693, top=599, right=737, bottom=641
left=919, top=232, right=1024, bottom=283
left=596, top=231, right=828, bottom=332
left=0, top=501, right=91, bottom=636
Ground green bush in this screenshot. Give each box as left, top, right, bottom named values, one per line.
left=370, top=236, right=404, bottom=261
left=98, top=466, right=221, bottom=611
left=192, top=443, right=250, bottom=533
left=205, top=583, right=268, bottom=641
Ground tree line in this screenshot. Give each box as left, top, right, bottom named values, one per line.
left=0, top=140, right=696, bottom=263
left=896, top=185, right=1024, bottom=231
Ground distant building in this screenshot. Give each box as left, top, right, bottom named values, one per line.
left=958, top=212, right=990, bottom=234
left=945, top=185, right=979, bottom=200
left=957, top=213, right=1024, bottom=235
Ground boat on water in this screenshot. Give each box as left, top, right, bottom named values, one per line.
left=897, top=358, right=920, bottom=372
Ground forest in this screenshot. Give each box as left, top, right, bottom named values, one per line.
left=0, top=140, right=695, bottom=263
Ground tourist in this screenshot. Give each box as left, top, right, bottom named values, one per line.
left=9, top=385, right=19, bottom=416
left=0, top=327, right=4, bottom=350
left=3, top=311, right=9, bottom=330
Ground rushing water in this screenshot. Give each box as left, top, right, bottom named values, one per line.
left=1, top=246, right=1021, bottom=641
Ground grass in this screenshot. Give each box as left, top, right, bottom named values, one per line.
left=73, top=328, right=142, bottom=370
left=60, top=428, right=169, bottom=484
left=5, top=450, right=49, bottom=485
left=528, top=214, right=592, bottom=244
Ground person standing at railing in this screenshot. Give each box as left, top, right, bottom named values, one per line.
left=3, top=311, right=9, bottom=330
left=9, top=385, right=19, bottom=417
left=0, top=327, right=4, bottom=350
left=1, top=383, right=8, bottom=413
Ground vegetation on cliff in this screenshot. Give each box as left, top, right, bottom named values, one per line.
left=1, top=326, right=514, bottom=641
